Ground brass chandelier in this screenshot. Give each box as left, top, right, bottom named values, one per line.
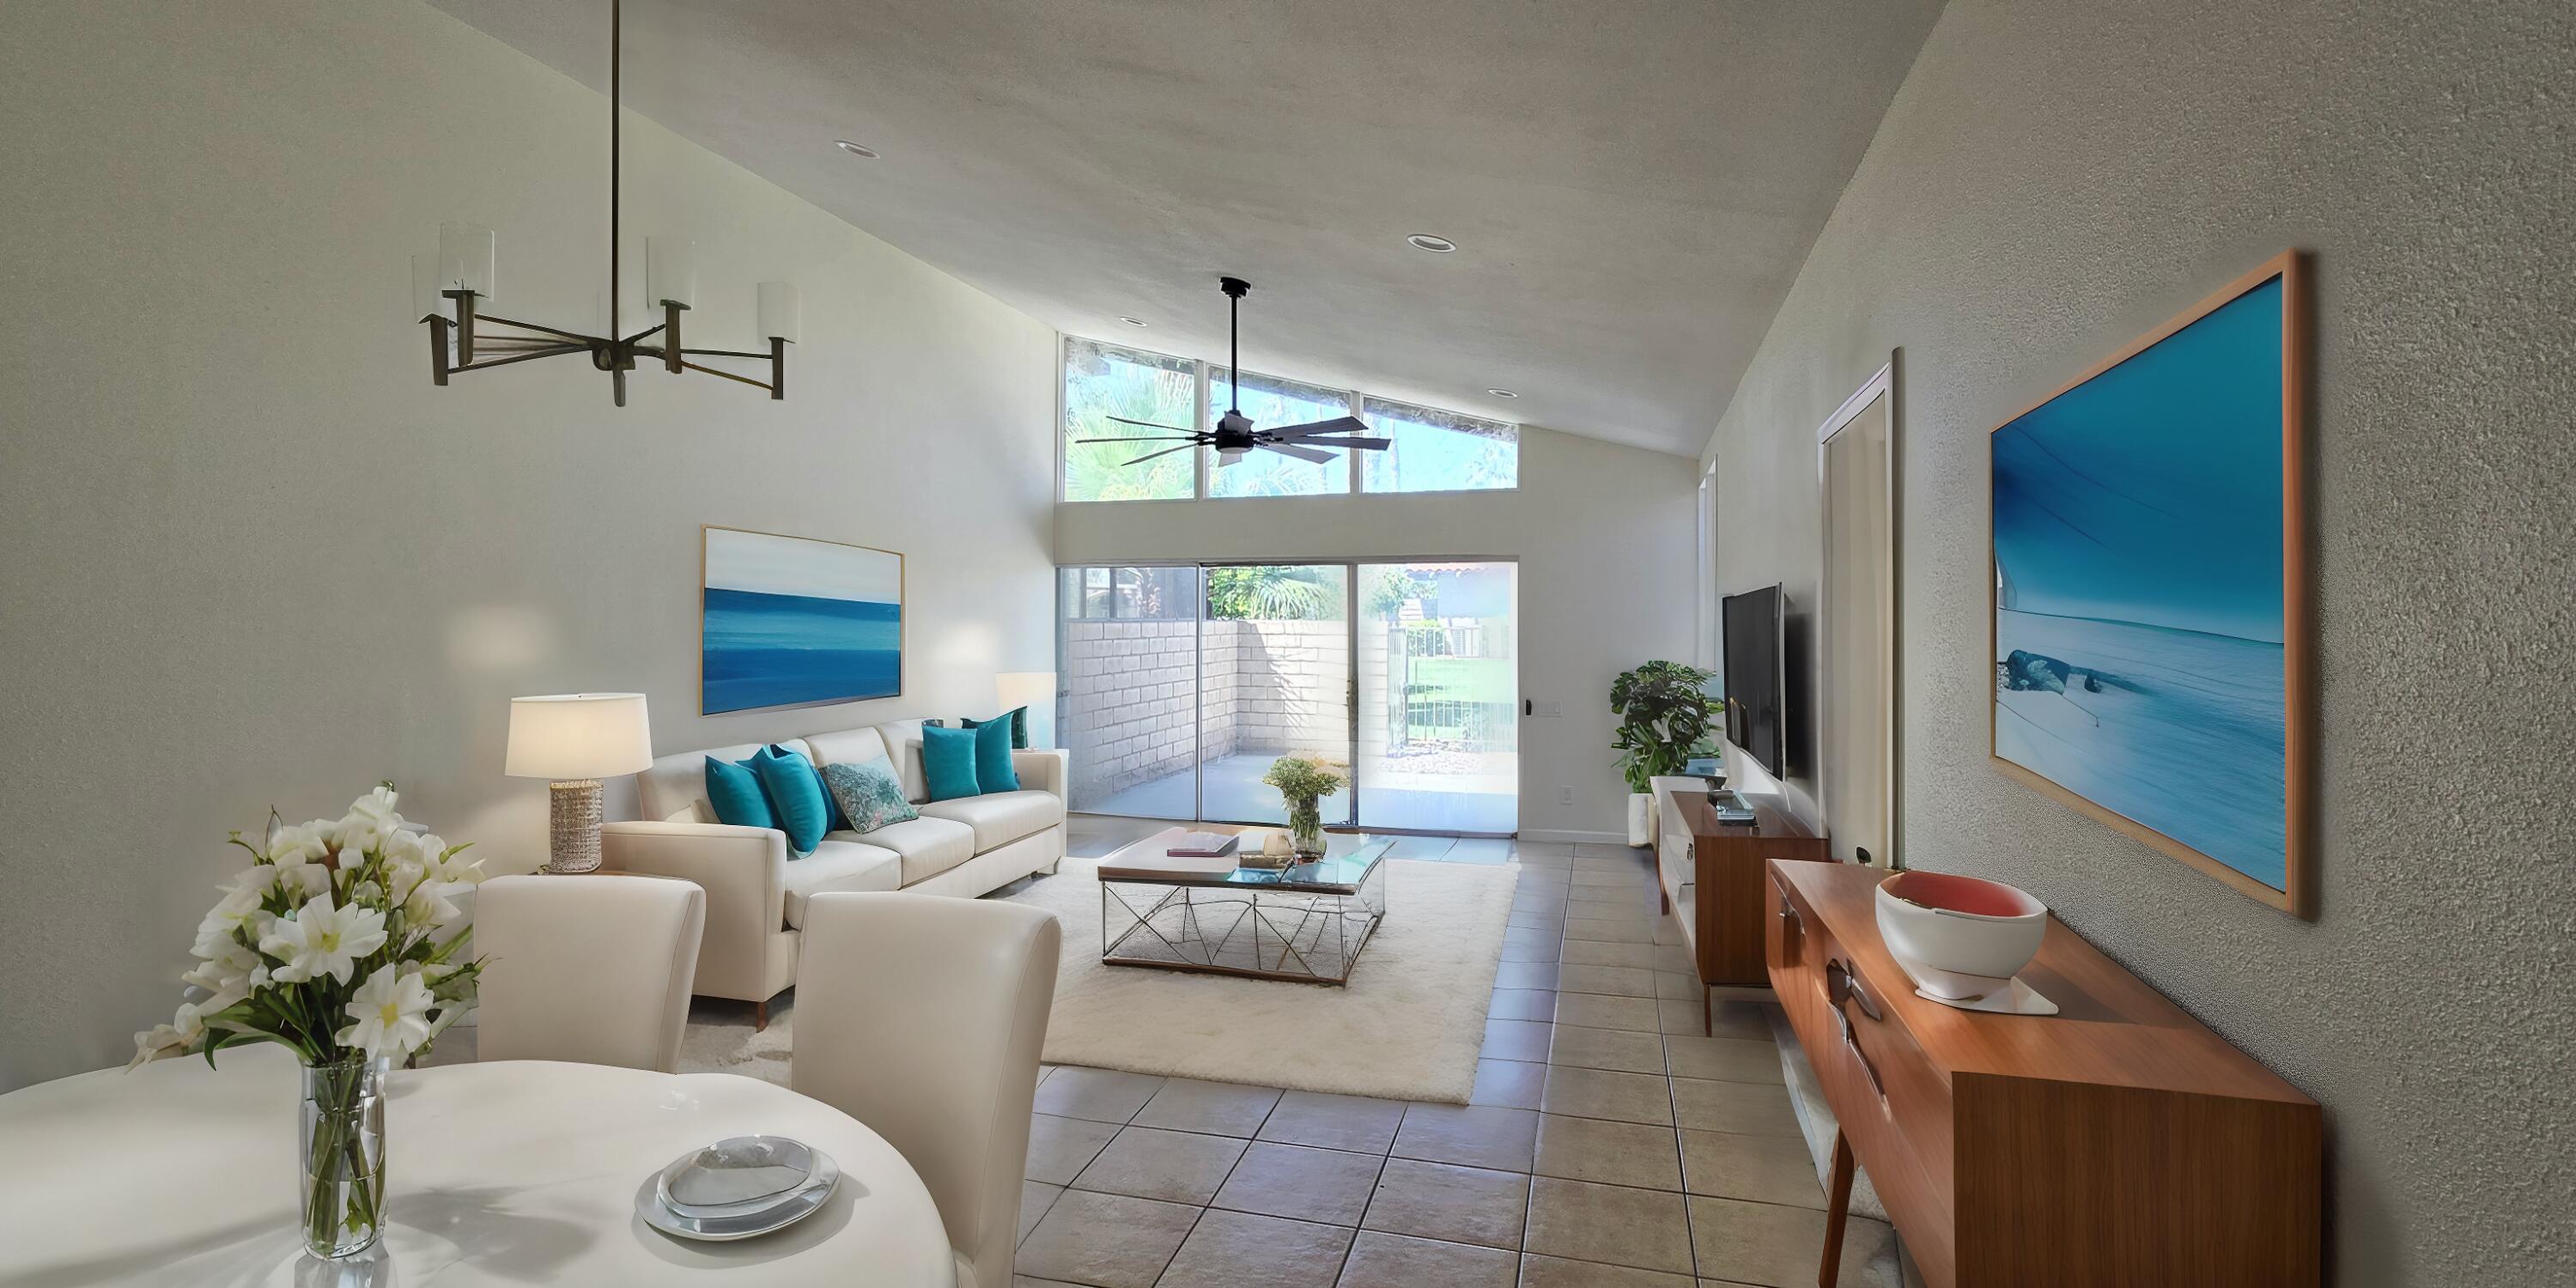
left=411, top=0, right=795, bottom=406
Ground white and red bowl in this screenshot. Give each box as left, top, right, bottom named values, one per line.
left=1873, top=871, right=2047, bottom=1000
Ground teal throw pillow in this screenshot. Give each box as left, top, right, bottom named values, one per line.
left=921, top=723, right=982, bottom=801
left=973, top=716, right=1020, bottom=793
left=750, top=745, right=830, bottom=855
left=962, top=706, right=1030, bottom=750
left=821, top=756, right=920, bottom=833
left=704, top=754, right=778, bottom=831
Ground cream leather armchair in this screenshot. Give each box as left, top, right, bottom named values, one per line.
left=793, top=893, right=1060, bottom=1288
left=475, top=873, right=706, bottom=1072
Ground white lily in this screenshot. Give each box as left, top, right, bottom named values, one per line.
left=336, top=968, right=435, bottom=1059
left=332, top=787, right=404, bottom=854
left=259, top=893, right=386, bottom=985
left=191, top=878, right=269, bottom=958
left=265, top=822, right=331, bottom=866
left=180, top=938, right=264, bottom=1009
left=268, top=858, right=335, bottom=902
left=125, top=1002, right=206, bottom=1070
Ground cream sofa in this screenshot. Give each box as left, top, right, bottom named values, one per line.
left=600, top=718, right=1066, bottom=1026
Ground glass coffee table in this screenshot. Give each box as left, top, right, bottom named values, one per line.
left=1097, top=829, right=1394, bottom=985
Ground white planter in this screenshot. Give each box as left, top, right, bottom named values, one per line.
left=1625, top=793, right=1655, bottom=847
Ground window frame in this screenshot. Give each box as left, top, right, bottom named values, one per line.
left=1057, top=333, right=1520, bottom=502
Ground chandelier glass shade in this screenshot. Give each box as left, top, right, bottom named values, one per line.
left=413, top=0, right=793, bottom=406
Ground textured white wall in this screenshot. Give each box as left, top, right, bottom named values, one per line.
left=0, top=0, right=1058, bottom=1088
left=1056, top=427, right=1700, bottom=841
left=1700, top=1, right=2575, bottom=1282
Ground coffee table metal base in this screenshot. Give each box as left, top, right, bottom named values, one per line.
left=1100, top=870, right=1388, bottom=985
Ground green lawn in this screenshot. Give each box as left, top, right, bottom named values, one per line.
left=1406, top=657, right=1513, bottom=703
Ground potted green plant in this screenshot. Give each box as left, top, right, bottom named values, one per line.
left=1611, top=660, right=1722, bottom=846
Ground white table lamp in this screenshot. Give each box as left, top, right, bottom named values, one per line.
left=506, top=693, right=653, bottom=874
left=995, top=671, right=1056, bottom=749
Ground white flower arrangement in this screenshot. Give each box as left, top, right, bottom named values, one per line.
left=131, top=783, right=487, bottom=1071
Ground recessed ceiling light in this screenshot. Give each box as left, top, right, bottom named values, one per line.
left=1118, top=316, right=1149, bottom=327
left=1486, top=388, right=1519, bottom=398
left=832, top=140, right=879, bottom=159
left=1406, top=233, right=1457, bottom=253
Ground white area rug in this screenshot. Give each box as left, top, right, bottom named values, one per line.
left=677, top=856, right=1519, bottom=1104
left=1010, top=855, right=1519, bottom=1103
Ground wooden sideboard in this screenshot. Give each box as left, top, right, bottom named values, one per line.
left=1767, top=860, right=2321, bottom=1288
left=1652, top=777, right=1829, bottom=1030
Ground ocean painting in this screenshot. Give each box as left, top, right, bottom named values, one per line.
left=702, top=527, right=902, bottom=715
left=1992, top=270, right=2292, bottom=896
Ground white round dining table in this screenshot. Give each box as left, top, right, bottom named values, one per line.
left=0, top=1043, right=956, bottom=1287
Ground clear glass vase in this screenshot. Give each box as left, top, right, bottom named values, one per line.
left=299, top=1054, right=388, bottom=1260
left=1287, top=798, right=1325, bottom=859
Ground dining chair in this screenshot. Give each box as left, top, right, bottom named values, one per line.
left=475, top=873, right=706, bottom=1072
left=793, top=893, right=1060, bottom=1288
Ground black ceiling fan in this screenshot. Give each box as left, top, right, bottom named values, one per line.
left=1080, top=276, right=1391, bottom=468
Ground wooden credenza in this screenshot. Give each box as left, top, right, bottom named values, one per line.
left=1652, top=778, right=1829, bottom=1030
left=1766, top=861, right=2320, bottom=1288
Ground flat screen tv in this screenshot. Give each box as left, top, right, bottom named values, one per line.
left=1722, top=583, right=1786, bottom=777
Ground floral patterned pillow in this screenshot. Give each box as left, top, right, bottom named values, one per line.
left=820, top=756, right=919, bottom=835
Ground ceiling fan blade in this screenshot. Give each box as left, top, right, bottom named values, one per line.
left=1122, top=444, right=1198, bottom=466
left=1264, top=416, right=1370, bottom=440
left=1300, top=435, right=1390, bottom=451
left=1077, top=436, right=1200, bottom=445
left=1106, top=414, right=1191, bottom=433
left=1261, top=442, right=1339, bottom=465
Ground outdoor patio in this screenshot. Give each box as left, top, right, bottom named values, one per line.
left=1084, top=750, right=1517, bottom=834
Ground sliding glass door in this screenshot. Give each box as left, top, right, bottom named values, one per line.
left=1058, top=560, right=1516, bottom=834
left=1356, top=562, right=1519, bottom=833
left=1200, top=564, right=1351, bottom=826
left=1059, top=565, right=1201, bottom=819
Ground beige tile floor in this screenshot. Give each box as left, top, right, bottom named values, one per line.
left=1018, top=824, right=1907, bottom=1288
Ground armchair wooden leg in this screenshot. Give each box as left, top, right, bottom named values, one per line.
left=1820, top=1128, right=1854, bottom=1288
left=754, top=999, right=769, bottom=1032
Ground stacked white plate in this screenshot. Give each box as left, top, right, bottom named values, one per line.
left=635, top=1135, right=841, bottom=1242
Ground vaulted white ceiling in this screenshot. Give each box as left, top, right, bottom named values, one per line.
left=431, top=0, right=1941, bottom=456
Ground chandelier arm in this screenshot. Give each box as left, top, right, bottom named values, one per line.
left=476, top=313, right=605, bottom=345
left=452, top=344, right=591, bottom=374
left=621, top=322, right=666, bottom=346
left=677, top=359, right=775, bottom=392
left=673, top=347, right=775, bottom=360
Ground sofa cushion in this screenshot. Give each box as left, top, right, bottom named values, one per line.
left=821, top=756, right=920, bottom=833
left=781, top=838, right=902, bottom=928
left=872, top=719, right=931, bottom=802
left=857, top=815, right=977, bottom=884
left=704, top=753, right=779, bottom=831
left=973, top=718, right=1021, bottom=793
left=915, top=790, right=1065, bottom=853
left=642, top=739, right=813, bottom=823
left=751, top=745, right=833, bottom=854
left=922, top=724, right=982, bottom=801
left=963, top=706, right=1030, bottom=750
left=805, top=726, right=891, bottom=772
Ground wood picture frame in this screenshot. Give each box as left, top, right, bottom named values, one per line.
left=700, top=525, right=907, bottom=716
left=1988, top=251, right=2312, bottom=917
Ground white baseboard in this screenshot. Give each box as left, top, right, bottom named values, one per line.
left=1516, top=829, right=1632, bottom=846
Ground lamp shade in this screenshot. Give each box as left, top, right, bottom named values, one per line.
left=996, top=671, right=1057, bottom=749
left=505, top=693, right=653, bottom=780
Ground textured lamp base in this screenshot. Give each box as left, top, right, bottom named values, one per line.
left=544, top=778, right=605, bottom=874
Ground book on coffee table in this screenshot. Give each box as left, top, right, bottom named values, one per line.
left=1098, top=850, right=1240, bottom=879
left=1163, top=832, right=1240, bottom=860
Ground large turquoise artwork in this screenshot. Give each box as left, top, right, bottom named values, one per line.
left=1990, top=252, right=2311, bottom=915
left=702, top=526, right=903, bottom=715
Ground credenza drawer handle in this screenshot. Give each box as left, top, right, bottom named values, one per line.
left=1824, top=958, right=1888, bottom=1106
